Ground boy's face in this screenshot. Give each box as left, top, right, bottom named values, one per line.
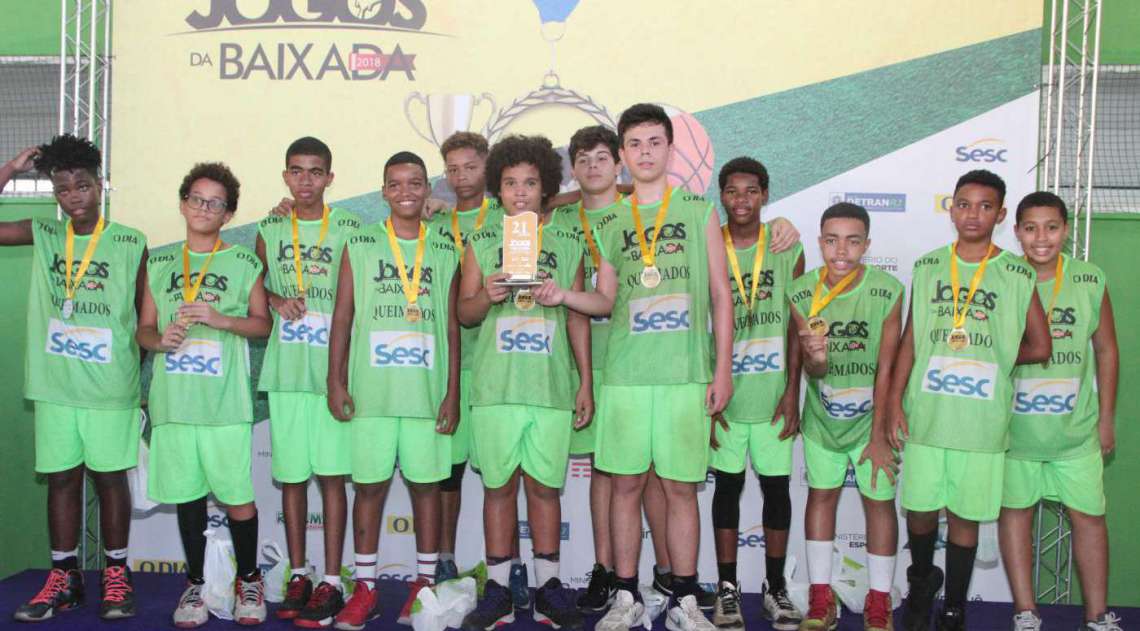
left=383, top=162, right=429, bottom=222
left=572, top=144, right=621, bottom=195
left=1015, top=205, right=1067, bottom=266
left=444, top=147, right=487, bottom=201
left=282, top=154, right=333, bottom=206
left=498, top=163, right=542, bottom=214
left=51, top=169, right=101, bottom=223
left=720, top=172, right=768, bottom=227
left=818, top=217, right=869, bottom=275
left=618, top=122, right=671, bottom=184
left=950, top=183, right=1006, bottom=242
left=179, top=178, right=233, bottom=234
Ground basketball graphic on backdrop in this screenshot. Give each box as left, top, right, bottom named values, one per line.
left=660, top=104, right=715, bottom=195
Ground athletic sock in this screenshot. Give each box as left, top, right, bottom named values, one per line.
left=766, top=556, right=787, bottom=592
left=944, top=542, right=977, bottom=607
left=488, top=558, right=511, bottom=587
left=717, top=561, right=737, bottom=586
left=615, top=574, right=640, bottom=600
left=534, top=553, right=559, bottom=586
left=291, top=566, right=309, bottom=578
left=671, top=574, right=698, bottom=603
left=417, top=552, right=439, bottom=584
left=806, top=539, right=833, bottom=585
left=355, top=553, right=378, bottom=588
left=907, top=527, right=937, bottom=575
left=867, top=553, right=896, bottom=593
left=229, top=512, right=259, bottom=579
left=438, top=551, right=455, bottom=563
left=323, top=574, right=342, bottom=591
left=104, top=547, right=128, bottom=568
left=176, top=497, right=208, bottom=582
left=50, top=548, right=79, bottom=572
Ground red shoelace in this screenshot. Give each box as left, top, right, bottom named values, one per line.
left=102, top=566, right=132, bottom=603
left=29, top=569, right=70, bottom=605
left=284, top=576, right=309, bottom=603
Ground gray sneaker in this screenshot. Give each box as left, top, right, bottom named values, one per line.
left=666, top=594, right=716, bottom=631
left=172, top=582, right=208, bottom=629
left=597, top=589, right=646, bottom=631
left=232, top=573, right=267, bottom=625
left=1083, top=612, right=1123, bottom=631
left=761, top=580, right=802, bottom=631
left=1013, top=610, right=1041, bottom=631
left=711, top=582, right=744, bottom=631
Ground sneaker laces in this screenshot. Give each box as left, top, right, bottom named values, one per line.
left=1013, top=610, right=1040, bottom=630
left=284, top=575, right=309, bottom=601
left=864, top=590, right=891, bottom=628
left=238, top=576, right=264, bottom=606
left=178, top=583, right=205, bottom=609
left=806, top=584, right=832, bottom=620
left=678, top=595, right=705, bottom=622
left=719, top=586, right=740, bottom=616
left=308, top=582, right=338, bottom=608
left=102, top=566, right=132, bottom=603
left=341, top=581, right=375, bottom=617
left=771, top=586, right=796, bottom=614
left=1094, top=613, right=1123, bottom=631
left=29, top=569, right=70, bottom=606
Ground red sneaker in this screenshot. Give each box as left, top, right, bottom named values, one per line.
left=333, top=581, right=379, bottom=631
left=863, top=588, right=894, bottom=631
left=277, top=574, right=313, bottom=620
left=801, top=584, right=838, bottom=631
left=397, top=578, right=431, bottom=626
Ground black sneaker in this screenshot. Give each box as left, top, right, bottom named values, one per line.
left=509, top=563, right=531, bottom=610
left=903, top=565, right=944, bottom=631
left=935, top=604, right=965, bottom=631
left=535, top=577, right=584, bottom=629
left=13, top=568, right=84, bottom=622
left=696, top=584, right=716, bottom=612
left=99, top=565, right=136, bottom=619
left=461, top=580, right=515, bottom=631
left=295, top=581, right=346, bottom=629
left=276, top=574, right=313, bottom=620
left=436, top=559, right=459, bottom=583
left=577, top=564, right=614, bottom=612
left=652, top=567, right=673, bottom=597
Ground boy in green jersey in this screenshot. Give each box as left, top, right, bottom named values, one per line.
left=456, top=135, right=591, bottom=631
left=788, top=203, right=903, bottom=631
left=254, top=137, right=361, bottom=625
left=137, top=162, right=273, bottom=627
left=325, top=151, right=461, bottom=629
left=1000, top=192, right=1120, bottom=631
left=708, top=157, right=804, bottom=631
left=1, top=137, right=146, bottom=623
left=886, top=170, right=1052, bottom=631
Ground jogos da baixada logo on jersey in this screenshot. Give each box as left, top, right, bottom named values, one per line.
left=180, top=0, right=434, bottom=81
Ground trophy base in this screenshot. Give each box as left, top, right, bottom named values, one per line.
left=494, top=278, right=543, bottom=287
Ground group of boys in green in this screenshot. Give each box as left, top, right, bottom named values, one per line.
left=0, top=98, right=1120, bottom=631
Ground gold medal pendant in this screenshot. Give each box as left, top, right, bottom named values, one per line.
left=404, top=302, right=422, bottom=323
left=514, top=289, right=536, bottom=311
left=640, top=265, right=662, bottom=289
left=807, top=316, right=828, bottom=337
left=61, top=298, right=74, bottom=320
left=948, top=327, right=970, bottom=351
left=590, top=271, right=598, bottom=289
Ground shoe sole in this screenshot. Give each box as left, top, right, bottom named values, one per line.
left=534, top=609, right=585, bottom=630
left=277, top=608, right=303, bottom=620
left=13, top=600, right=83, bottom=623
left=295, top=615, right=335, bottom=628
left=236, top=615, right=268, bottom=626
left=761, top=612, right=804, bottom=631
left=464, top=611, right=515, bottom=631
left=333, top=614, right=379, bottom=631
left=712, top=617, right=744, bottom=631
left=99, top=608, right=136, bottom=620
left=173, top=619, right=208, bottom=629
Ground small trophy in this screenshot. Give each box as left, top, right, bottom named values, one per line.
left=496, top=212, right=543, bottom=310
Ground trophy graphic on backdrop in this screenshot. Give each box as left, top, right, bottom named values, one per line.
left=403, top=92, right=498, bottom=147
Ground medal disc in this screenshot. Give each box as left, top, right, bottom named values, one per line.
left=947, top=327, right=970, bottom=351
left=514, top=290, right=536, bottom=311
left=404, top=302, right=422, bottom=323
left=590, top=271, right=598, bottom=289
left=640, top=265, right=662, bottom=288
left=807, top=316, right=829, bottom=336
left=61, top=298, right=74, bottom=320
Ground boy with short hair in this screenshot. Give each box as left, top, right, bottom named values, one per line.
left=789, top=202, right=903, bottom=631
left=1, top=137, right=146, bottom=623
left=887, top=170, right=1051, bottom=631
left=137, top=162, right=273, bottom=627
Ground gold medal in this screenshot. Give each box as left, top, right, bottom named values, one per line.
left=806, top=266, right=860, bottom=336
left=514, top=289, right=536, bottom=311
left=723, top=223, right=766, bottom=310
left=631, top=188, right=672, bottom=291
left=948, top=327, right=970, bottom=351
left=386, top=218, right=427, bottom=325
left=61, top=298, right=75, bottom=320
left=640, top=265, right=662, bottom=288
left=590, top=271, right=598, bottom=289
left=948, top=242, right=996, bottom=352
left=404, top=302, right=422, bottom=323
left=807, top=316, right=829, bottom=337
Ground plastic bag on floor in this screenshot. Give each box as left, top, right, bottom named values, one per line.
left=639, top=584, right=667, bottom=624
left=259, top=540, right=289, bottom=603
left=783, top=555, right=810, bottom=614
left=411, top=576, right=477, bottom=631
left=126, top=409, right=160, bottom=516
left=831, top=549, right=902, bottom=614
left=203, top=528, right=237, bottom=620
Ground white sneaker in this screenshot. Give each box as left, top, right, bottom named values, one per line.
left=666, top=594, right=716, bottom=631
left=233, top=573, right=267, bottom=625
left=761, top=580, right=802, bottom=631
left=711, top=581, right=744, bottom=631
left=597, top=589, right=647, bottom=631
left=172, top=582, right=208, bottom=629
left=1084, top=612, right=1123, bottom=631
left=1013, top=609, right=1041, bottom=630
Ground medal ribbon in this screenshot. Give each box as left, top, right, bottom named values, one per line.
left=722, top=223, right=766, bottom=309
left=809, top=266, right=860, bottom=317
left=182, top=239, right=223, bottom=303
left=64, top=214, right=106, bottom=302
left=630, top=187, right=672, bottom=268
left=950, top=241, right=996, bottom=329
left=386, top=218, right=426, bottom=306
left=451, top=197, right=490, bottom=263
left=578, top=203, right=601, bottom=270
left=1045, top=254, right=1065, bottom=325
left=290, top=204, right=330, bottom=295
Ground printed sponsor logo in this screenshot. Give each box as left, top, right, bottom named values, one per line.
left=731, top=337, right=783, bottom=375
left=279, top=311, right=330, bottom=346
left=386, top=515, right=415, bottom=534
left=518, top=520, right=570, bottom=541
left=934, top=193, right=953, bottom=213
left=133, top=558, right=188, bottom=574
left=377, top=563, right=414, bottom=582
left=955, top=138, right=1008, bottom=163
left=819, top=384, right=873, bottom=419
left=861, top=254, right=899, bottom=272
left=275, top=511, right=325, bottom=531
left=629, top=294, right=691, bottom=334
left=569, top=459, right=592, bottom=479
left=496, top=316, right=555, bottom=354
left=45, top=319, right=112, bottom=364
left=165, top=338, right=224, bottom=376
left=370, top=331, right=434, bottom=368
left=1012, top=378, right=1079, bottom=415
left=738, top=524, right=766, bottom=548
left=921, top=356, right=997, bottom=400
left=829, top=192, right=906, bottom=213
left=836, top=532, right=867, bottom=550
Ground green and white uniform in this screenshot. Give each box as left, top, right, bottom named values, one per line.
left=901, top=245, right=1036, bottom=521
left=467, top=214, right=583, bottom=489
left=789, top=266, right=903, bottom=500
left=257, top=208, right=360, bottom=482
left=26, top=218, right=146, bottom=473
left=146, top=244, right=264, bottom=505
left=1003, top=255, right=1107, bottom=516
left=345, top=222, right=459, bottom=484
left=594, top=188, right=714, bottom=483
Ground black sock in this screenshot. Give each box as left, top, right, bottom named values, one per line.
left=176, top=497, right=209, bottom=582
left=717, top=562, right=737, bottom=586
left=766, top=556, right=786, bottom=592
left=615, top=574, right=640, bottom=600
left=944, top=542, right=976, bottom=608
left=908, top=527, right=937, bottom=575
left=51, top=555, right=78, bottom=572
left=105, top=554, right=127, bottom=568
left=229, top=511, right=260, bottom=579
left=671, top=574, right=698, bottom=602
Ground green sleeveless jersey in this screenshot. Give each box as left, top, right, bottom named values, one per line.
left=551, top=200, right=622, bottom=365
left=595, top=188, right=714, bottom=386
left=345, top=222, right=459, bottom=419
left=146, top=244, right=264, bottom=426
left=1009, top=255, right=1105, bottom=461
left=256, top=207, right=361, bottom=394
left=720, top=225, right=802, bottom=423
left=468, top=215, right=583, bottom=410
left=428, top=199, right=504, bottom=372
left=904, top=245, right=1036, bottom=453
left=25, top=218, right=146, bottom=410
left=790, top=266, right=903, bottom=451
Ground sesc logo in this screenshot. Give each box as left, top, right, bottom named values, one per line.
left=829, top=192, right=906, bottom=213
left=279, top=312, right=330, bottom=347
left=165, top=339, right=224, bottom=377
left=731, top=337, right=783, bottom=375
left=738, top=524, right=766, bottom=548
left=820, top=384, right=873, bottom=419
left=1012, top=378, right=1079, bottom=415
left=376, top=563, right=414, bottom=582
left=921, top=356, right=997, bottom=400
left=370, top=331, right=434, bottom=369
left=955, top=138, right=1008, bottom=163
left=45, top=319, right=112, bottom=364
left=496, top=316, right=556, bottom=354
left=629, top=294, right=691, bottom=335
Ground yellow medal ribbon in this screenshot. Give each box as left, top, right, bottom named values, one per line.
left=950, top=241, right=996, bottom=329
left=290, top=204, right=330, bottom=295
left=722, top=223, right=766, bottom=310
left=64, top=214, right=106, bottom=302
left=630, top=187, right=672, bottom=269
left=452, top=197, right=490, bottom=263
left=809, top=266, right=861, bottom=318
left=182, top=238, right=223, bottom=303
left=1043, top=254, right=1065, bottom=325
left=578, top=193, right=623, bottom=271
left=385, top=218, right=426, bottom=307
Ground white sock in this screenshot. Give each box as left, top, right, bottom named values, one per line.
left=355, top=554, right=378, bottom=584
left=806, top=540, right=833, bottom=585
left=867, top=553, right=896, bottom=593
left=323, top=574, right=342, bottom=590
left=534, top=557, right=559, bottom=587
left=417, top=552, right=439, bottom=584
left=50, top=548, right=78, bottom=561
left=488, top=560, right=511, bottom=587
left=511, top=557, right=522, bottom=567
left=291, top=566, right=309, bottom=578
left=104, top=547, right=128, bottom=561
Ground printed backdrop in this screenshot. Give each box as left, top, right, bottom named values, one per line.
left=116, top=0, right=1043, bottom=602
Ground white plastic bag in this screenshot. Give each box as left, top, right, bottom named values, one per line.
left=259, top=540, right=289, bottom=603
left=202, top=528, right=237, bottom=620
left=412, top=577, right=477, bottom=631
left=127, top=409, right=159, bottom=515
left=783, top=555, right=811, bottom=614
left=638, top=584, right=666, bottom=625
left=830, top=547, right=903, bottom=614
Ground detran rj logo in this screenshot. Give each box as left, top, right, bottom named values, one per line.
left=820, top=384, right=873, bottom=419
left=370, top=331, right=434, bottom=369
left=165, top=339, right=224, bottom=376
left=629, top=294, right=691, bottom=335
left=496, top=316, right=556, bottom=354
left=731, top=337, right=783, bottom=375
left=1013, top=378, right=1079, bottom=415
left=921, top=356, right=997, bottom=400
left=955, top=138, right=1008, bottom=163
left=279, top=312, right=330, bottom=347
left=46, top=319, right=112, bottom=364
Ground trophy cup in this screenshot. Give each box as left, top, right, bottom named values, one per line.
left=497, top=212, right=543, bottom=310
left=403, top=92, right=498, bottom=147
